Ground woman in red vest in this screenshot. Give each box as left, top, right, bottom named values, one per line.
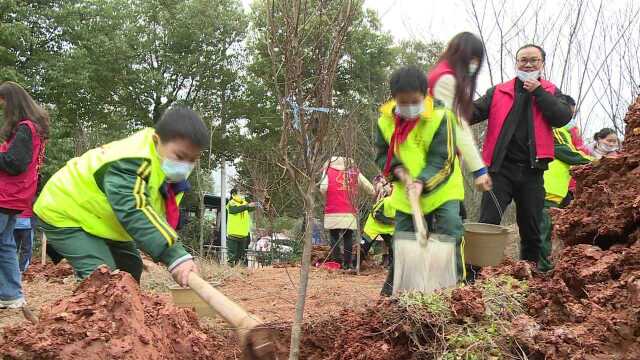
left=428, top=32, right=492, bottom=193
left=0, top=81, right=48, bottom=309
left=320, top=156, right=374, bottom=270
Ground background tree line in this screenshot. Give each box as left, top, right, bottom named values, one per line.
left=0, top=0, right=443, bottom=249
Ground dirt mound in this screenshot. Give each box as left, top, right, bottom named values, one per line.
left=22, top=260, right=74, bottom=283
left=554, top=96, right=640, bottom=248
left=514, top=243, right=640, bottom=359
left=479, top=257, right=535, bottom=280
left=261, top=300, right=411, bottom=360
left=0, top=267, right=221, bottom=359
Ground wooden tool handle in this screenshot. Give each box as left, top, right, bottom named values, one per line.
left=406, top=180, right=429, bottom=246
left=187, top=272, right=262, bottom=332
left=41, top=234, right=47, bottom=264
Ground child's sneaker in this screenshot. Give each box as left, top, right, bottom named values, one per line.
left=0, top=297, right=26, bottom=309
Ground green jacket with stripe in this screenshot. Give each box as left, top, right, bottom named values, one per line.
left=34, top=128, right=191, bottom=270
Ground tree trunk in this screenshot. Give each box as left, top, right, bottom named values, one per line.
left=288, top=187, right=315, bottom=359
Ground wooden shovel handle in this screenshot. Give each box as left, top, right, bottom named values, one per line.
left=187, top=272, right=262, bottom=332
left=406, top=179, right=429, bottom=246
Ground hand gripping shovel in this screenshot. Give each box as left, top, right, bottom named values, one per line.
left=392, top=180, right=458, bottom=295
left=187, top=272, right=277, bottom=360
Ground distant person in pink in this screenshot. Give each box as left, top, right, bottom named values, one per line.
left=320, top=157, right=374, bottom=269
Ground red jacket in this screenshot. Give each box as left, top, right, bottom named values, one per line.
left=482, top=78, right=556, bottom=167
left=427, top=60, right=455, bottom=98
left=0, top=120, right=45, bottom=213
left=324, top=166, right=359, bottom=215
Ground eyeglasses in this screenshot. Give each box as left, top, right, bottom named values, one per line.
left=517, top=58, right=542, bottom=66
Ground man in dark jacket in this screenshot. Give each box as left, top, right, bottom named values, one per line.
left=470, top=44, right=573, bottom=265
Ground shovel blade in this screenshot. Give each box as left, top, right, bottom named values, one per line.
left=392, top=231, right=458, bottom=295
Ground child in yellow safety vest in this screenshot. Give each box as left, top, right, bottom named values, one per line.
left=226, top=188, right=256, bottom=265
left=539, top=98, right=592, bottom=271
left=34, top=107, right=208, bottom=287
left=375, top=66, right=466, bottom=295
left=360, top=176, right=393, bottom=258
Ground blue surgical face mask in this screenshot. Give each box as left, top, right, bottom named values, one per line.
left=395, top=101, right=424, bottom=119
left=161, top=157, right=195, bottom=182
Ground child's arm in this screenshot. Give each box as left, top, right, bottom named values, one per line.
left=0, top=124, right=33, bottom=175
left=432, top=75, right=486, bottom=174
left=553, top=129, right=593, bottom=166
left=101, top=159, right=192, bottom=272
left=228, top=202, right=256, bottom=213
left=416, top=112, right=456, bottom=193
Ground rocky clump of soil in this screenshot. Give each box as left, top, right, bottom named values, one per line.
left=479, top=257, right=535, bottom=280
left=450, top=287, right=485, bottom=320
left=513, top=243, right=640, bottom=359
left=0, top=267, right=221, bottom=359
left=22, top=260, right=74, bottom=283
left=554, top=96, right=640, bottom=248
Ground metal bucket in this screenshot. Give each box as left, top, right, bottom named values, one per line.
left=463, top=223, right=513, bottom=267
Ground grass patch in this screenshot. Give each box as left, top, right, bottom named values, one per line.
left=394, top=276, right=530, bottom=359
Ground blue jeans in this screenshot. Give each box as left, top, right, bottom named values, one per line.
left=14, top=228, right=33, bottom=272
left=0, top=213, right=23, bottom=301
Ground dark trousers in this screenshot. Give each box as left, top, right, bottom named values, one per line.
left=227, top=236, right=249, bottom=266
left=14, top=229, right=32, bottom=272
left=329, top=229, right=353, bottom=268
left=479, top=162, right=545, bottom=263
left=539, top=200, right=558, bottom=272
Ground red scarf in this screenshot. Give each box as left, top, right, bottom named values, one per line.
left=383, top=114, right=419, bottom=176
left=165, top=185, right=179, bottom=230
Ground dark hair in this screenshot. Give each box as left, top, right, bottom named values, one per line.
left=390, top=66, right=428, bottom=96
left=230, top=188, right=238, bottom=196
left=436, top=32, right=485, bottom=121
left=560, top=94, right=576, bottom=107
left=154, top=106, right=209, bottom=148
left=0, top=81, right=49, bottom=141
left=516, top=44, right=546, bottom=62
left=594, top=128, right=616, bottom=142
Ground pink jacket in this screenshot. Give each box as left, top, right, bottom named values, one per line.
left=483, top=78, right=556, bottom=166
left=0, top=120, right=44, bottom=213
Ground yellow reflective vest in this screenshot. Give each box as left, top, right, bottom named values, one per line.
left=226, top=196, right=252, bottom=238
left=543, top=127, right=592, bottom=204
left=34, top=128, right=179, bottom=243
left=377, top=100, right=464, bottom=215
left=363, top=197, right=395, bottom=240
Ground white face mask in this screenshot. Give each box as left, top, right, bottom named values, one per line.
left=161, top=157, right=195, bottom=182
left=516, top=70, right=540, bottom=82
left=395, top=101, right=424, bottom=119
left=468, top=62, right=479, bottom=76
left=598, top=142, right=619, bottom=153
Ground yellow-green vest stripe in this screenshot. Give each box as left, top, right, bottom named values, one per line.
left=377, top=102, right=464, bottom=214
left=34, top=128, right=175, bottom=242
left=543, top=127, right=576, bottom=203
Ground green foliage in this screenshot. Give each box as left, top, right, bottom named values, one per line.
left=397, top=276, right=530, bottom=359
